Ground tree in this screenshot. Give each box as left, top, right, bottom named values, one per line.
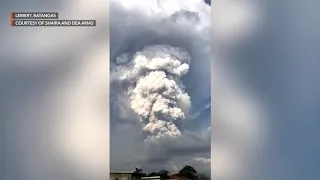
left=178, top=165, right=198, bottom=179
left=147, top=172, right=157, bottom=177
left=133, top=167, right=147, bottom=177
left=134, top=167, right=143, bottom=173
left=198, top=172, right=210, bottom=180
left=157, top=169, right=170, bottom=179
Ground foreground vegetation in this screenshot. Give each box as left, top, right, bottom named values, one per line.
left=133, top=165, right=210, bottom=180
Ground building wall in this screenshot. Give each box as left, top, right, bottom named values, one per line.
left=110, top=173, right=132, bottom=180
left=131, top=176, right=141, bottom=180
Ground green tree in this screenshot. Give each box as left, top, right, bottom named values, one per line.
left=134, top=167, right=143, bottom=173
left=178, top=165, right=198, bottom=179
left=198, top=172, right=210, bottom=180
left=157, top=169, right=170, bottom=179
left=133, top=167, right=147, bottom=177
left=147, top=172, right=157, bottom=177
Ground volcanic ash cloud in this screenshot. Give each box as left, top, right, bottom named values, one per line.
left=111, top=45, right=191, bottom=139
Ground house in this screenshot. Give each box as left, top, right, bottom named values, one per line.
left=169, top=174, right=189, bottom=180
left=110, top=171, right=141, bottom=180
left=110, top=171, right=161, bottom=180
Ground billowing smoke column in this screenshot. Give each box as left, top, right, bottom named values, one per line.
left=111, top=45, right=191, bottom=138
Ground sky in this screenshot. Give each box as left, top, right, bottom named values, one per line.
left=109, top=0, right=211, bottom=175
left=0, top=0, right=320, bottom=180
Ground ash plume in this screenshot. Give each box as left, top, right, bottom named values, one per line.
left=110, top=0, right=211, bottom=175
left=111, top=45, right=191, bottom=138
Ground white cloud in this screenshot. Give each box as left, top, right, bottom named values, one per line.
left=110, top=0, right=211, bottom=174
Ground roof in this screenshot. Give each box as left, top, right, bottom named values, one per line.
left=141, top=176, right=161, bottom=179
